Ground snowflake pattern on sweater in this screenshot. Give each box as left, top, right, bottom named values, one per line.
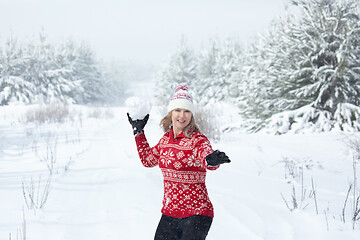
left=135, top=129, right=219, bottom=218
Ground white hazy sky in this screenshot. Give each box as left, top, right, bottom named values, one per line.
left=1, top=0, right=287, bottom=66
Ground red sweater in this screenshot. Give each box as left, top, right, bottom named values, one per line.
left=135, top=129, right=219, bottom=218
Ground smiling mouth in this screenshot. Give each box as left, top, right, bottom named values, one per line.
left=178, top=120, right=186, bottom=123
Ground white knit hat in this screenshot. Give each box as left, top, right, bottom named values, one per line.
left=167, top=83, right=195, bottom=113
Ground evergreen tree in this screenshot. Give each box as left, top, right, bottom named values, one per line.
left=212, top=39, right=242, bottom=103
left=192, top=38, right=242, bottom=106
left=154, top=37, right=197, bottom=109
left=234, top=38, right=275, bottom=129
left=22, top=33, right=79, bottom=104
left=71, top=42, right=105, bottom=104
left=0, top=36, right=34, bottom=105
left=23, top=33, right=55, bottom=103
left=239, top=15, right=297, bottom=122
left=194, top=38, right=219, bottom=105
left=241, top=0, right=360, bottom=133
left=53, top=39, right=84, bottom=103
left=0, top=32, right=126, bottom=106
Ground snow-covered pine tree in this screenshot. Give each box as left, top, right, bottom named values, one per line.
left=0, top=31, right=125, bottom=106
left=241, top=0, right=360, bottom=133
left=233, top=35, right=276, bottom=131
left=194, top=38, right=242, bottom=106
left=24, top=32, right=56, bottom=103
left=193, top=38, right=219, bottom=104
left=194, top=38, right=225, bottom=105
left=53, top=39, right=84, bottom=103
left=71, top=42, right=105, bottom=104
left=213, top=39, right=242, bottom=103
left=0, top=35, right=34, bottom=105
left=98, top=60, right=132, bottom=106
left=22, top=32, right=80, bottom=104
left=56, top=39, right=125, bottom=105
left=238, top=12, right=302, bottom=130
left=154, top=37, right=197, bottom=110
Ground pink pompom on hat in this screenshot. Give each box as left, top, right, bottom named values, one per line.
left=167, top=83, right=195, bottom=113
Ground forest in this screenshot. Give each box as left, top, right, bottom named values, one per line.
left=1, top=0, right=359, bottom=134
left=154, top=0, right=360, bottom=134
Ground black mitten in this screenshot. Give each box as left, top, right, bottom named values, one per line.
left=205, top=150, right=231, bottom=167
left=127, top=113, right=149, bottom=135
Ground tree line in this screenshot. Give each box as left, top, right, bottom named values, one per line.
left=154, top=0, right=360, bottom=133
left=0, top=32, right=126, bottom=106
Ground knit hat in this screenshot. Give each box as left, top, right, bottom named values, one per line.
left=167, top=83, right=195, bottom=113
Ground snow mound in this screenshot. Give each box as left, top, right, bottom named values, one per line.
left=125, top=96, right=152, bottom=120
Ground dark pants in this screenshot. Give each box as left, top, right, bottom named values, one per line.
left=154, top=214, right=213, bottom=240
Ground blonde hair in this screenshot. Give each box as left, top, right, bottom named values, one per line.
left=160, top=111, right=200, bottom=138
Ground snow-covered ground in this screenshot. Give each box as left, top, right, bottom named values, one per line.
left=1, top=104, right=359, bottom=240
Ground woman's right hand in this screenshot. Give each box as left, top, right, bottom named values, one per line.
left=127, top=113, right=149, bottom=135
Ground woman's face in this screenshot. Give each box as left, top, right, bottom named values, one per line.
left=171, top=108, right=192, bottom=133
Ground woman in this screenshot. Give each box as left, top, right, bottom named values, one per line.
left=127, top=83, right=230, bottom=240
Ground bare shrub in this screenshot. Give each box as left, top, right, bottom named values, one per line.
left=22, top=131, right=57, bottom=211
left=22, top=174, right=52, bottom=211
left=87, top=107, right=114, bottom=119
left=343, top=184, right=353, bottom=223
left=280, top=156, right=322, bottom=182
left=25, top=102, right=70, bottom=124
left=87, top=107, right=103, bottom=119
left=41, top=132, right=58, bottom=174
left=342, top=135, right=360, bottom=229
left=353, top=196, right=360, bottom=227
left=104, top=108, right=114, bottom=118
left=195, top=107, right=221, bottom=142
left=280, top=157, right=320, bottom=214
left=281, top=185, right=299, bottom=212
left=9, top=209, right=26, bottom=240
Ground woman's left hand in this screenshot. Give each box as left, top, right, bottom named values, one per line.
left=205, top=150, right=231, bottom=167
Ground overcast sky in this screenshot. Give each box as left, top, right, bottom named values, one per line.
left=0, top=0, right=288, bottom=66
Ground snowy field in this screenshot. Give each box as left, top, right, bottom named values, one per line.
left=1, top=104, right=360, bottom=240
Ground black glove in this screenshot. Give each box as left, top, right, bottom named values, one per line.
left=206, top=150, right=231, bottom=167
left=127, top=113, right=149, bottom=135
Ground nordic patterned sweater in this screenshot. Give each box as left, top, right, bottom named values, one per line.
left=135, top=128, right=219, bottom=218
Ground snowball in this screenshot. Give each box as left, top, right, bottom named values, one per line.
left=125, top=97, right=152, bottom=120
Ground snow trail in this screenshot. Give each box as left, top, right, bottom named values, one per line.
left=25, top=115, right=162, bottom=239
left=1, top=106, right=360, bottom=239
